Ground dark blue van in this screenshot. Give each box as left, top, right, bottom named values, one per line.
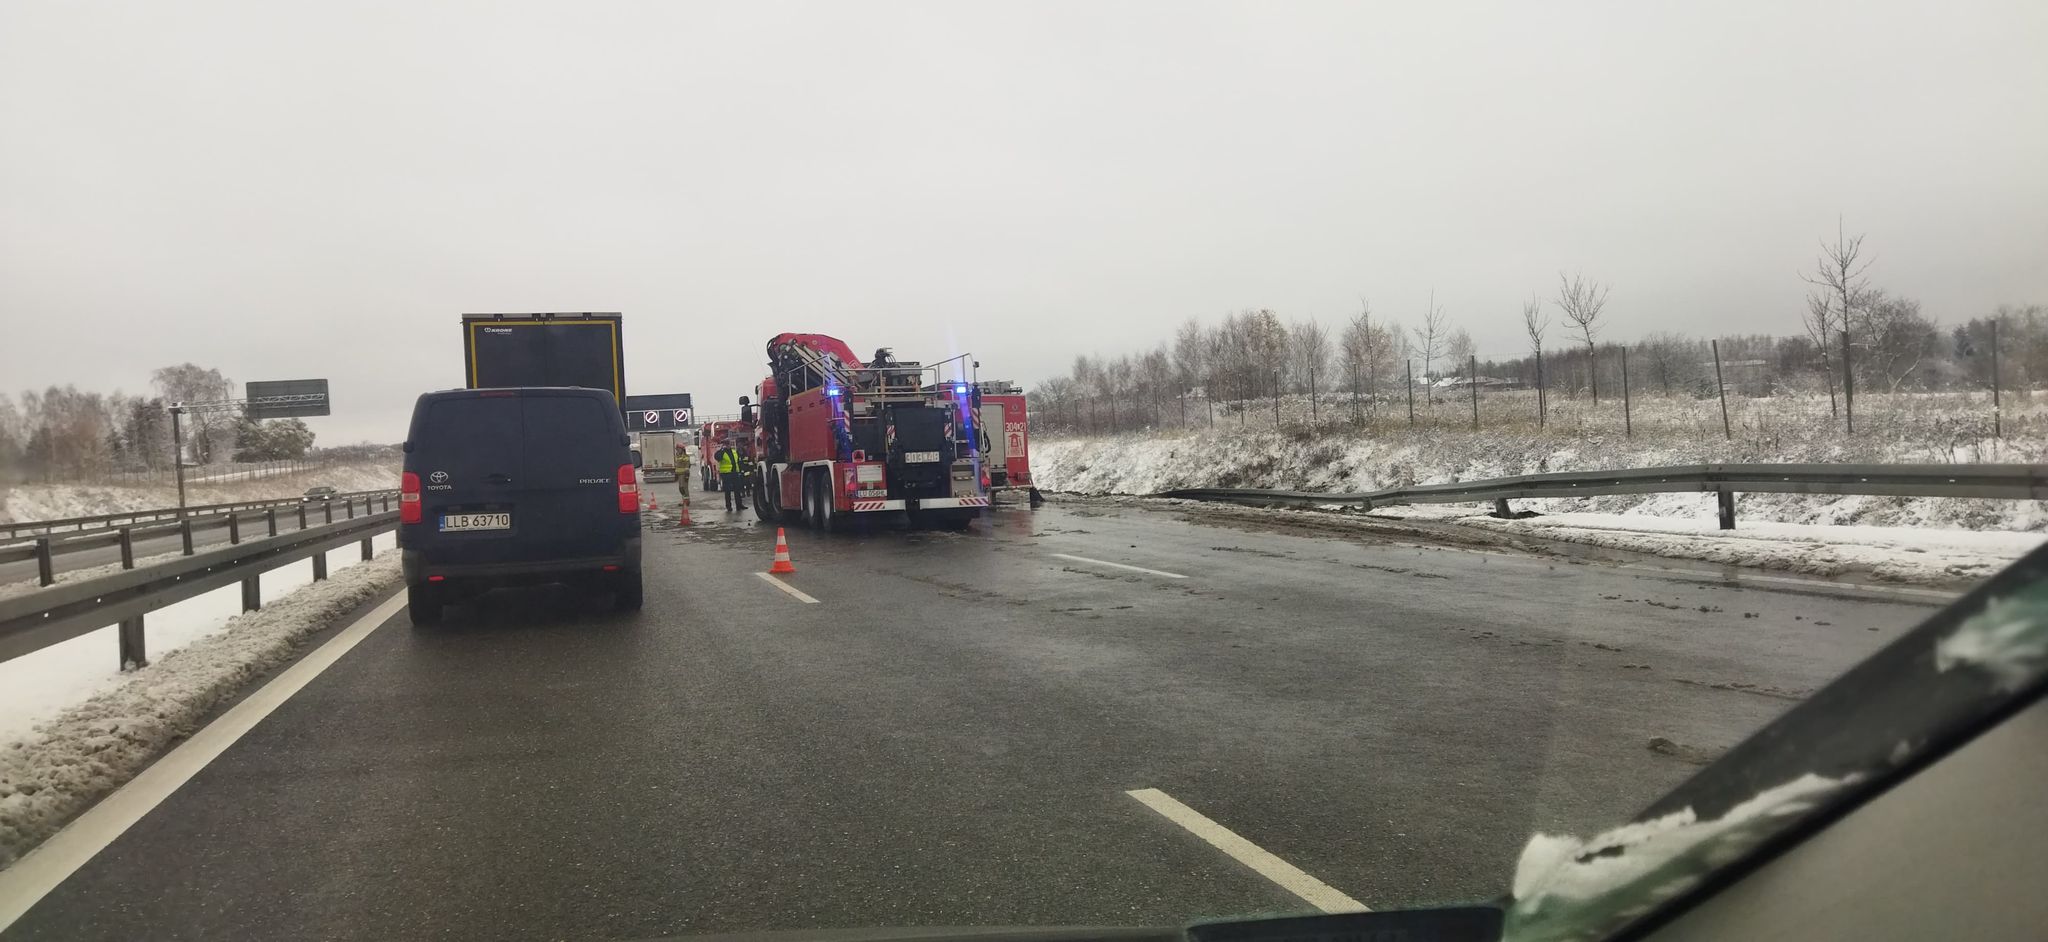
left=399, top=387, right=643, bottom=622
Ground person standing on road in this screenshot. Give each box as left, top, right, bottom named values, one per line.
left=733, top=451, right=754, bottom=517
left=716, top=443, right=741, bottom=511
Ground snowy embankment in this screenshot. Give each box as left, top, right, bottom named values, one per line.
left=1036, top=431, right=2048, bottom=585
left=0, top=547, right=400, bottom=868
left=0, top=461, right=399, bottom=525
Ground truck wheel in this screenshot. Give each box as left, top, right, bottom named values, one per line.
left=820, top=482, right=840, bottom=533
left=407, top=584, right=444, bottom=625
left=804, top=471, right=824, bottom=529
left=753, top=472, right=778, bottom=523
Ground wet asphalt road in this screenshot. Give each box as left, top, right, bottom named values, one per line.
left=2, top=495, right=1935, bottom=940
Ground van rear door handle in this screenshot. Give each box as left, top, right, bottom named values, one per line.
left=486, top=473, right=514, bottom=485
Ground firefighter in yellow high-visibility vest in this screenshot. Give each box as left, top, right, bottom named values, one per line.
left=715, top=443, right=741, bottom=511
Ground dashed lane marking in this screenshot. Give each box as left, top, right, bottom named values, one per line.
left=1125, top=788, right=1367, bottom=913
left=0, top=592, right=408, bottom=932
left=756, top=571, right=820, bottom=603
left=1051, top=553, right=1187, bottom=580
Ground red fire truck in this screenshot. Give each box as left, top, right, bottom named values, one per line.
left=745, top=333, right=991, bottom=531
left=971, top=380, right=1037, bottom=499
left=695, top=418, right=756, bottom=492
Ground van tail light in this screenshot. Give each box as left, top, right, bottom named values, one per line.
left=400, top=472, right=422, bottom=524
left=618, top=464, right=639, bottom=513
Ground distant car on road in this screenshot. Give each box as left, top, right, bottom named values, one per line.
left=301, top=486, right=337, bottom=502
left=398, top=386, right=643, bottom=623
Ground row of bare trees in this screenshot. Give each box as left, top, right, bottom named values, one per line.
left=0, top=363, right=319, bottom=484
left=1029, top=223, right=2045, bottom=436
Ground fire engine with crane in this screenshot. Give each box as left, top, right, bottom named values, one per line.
left=743, top=333, right=991, bottom=531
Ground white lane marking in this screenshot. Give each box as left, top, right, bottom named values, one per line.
left=0, top=592, right=407, bottom=932
left=1051, top=553, right=1187, bottom=580
left=1126, top=788, right=1367, bottom=913
left=755, top=571, right=820, bottom=603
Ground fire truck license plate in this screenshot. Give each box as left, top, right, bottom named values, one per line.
left=903, top=451, right=940, bottom=463
left=440, top=512, right=512, bottom=531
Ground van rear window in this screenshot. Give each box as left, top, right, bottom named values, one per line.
left=419, top=398, right=522, bottom=461
left=522, top=395, right=621, bottom=481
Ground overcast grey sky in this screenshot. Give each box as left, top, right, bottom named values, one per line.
left=3, top=0, right=2044, bottom=443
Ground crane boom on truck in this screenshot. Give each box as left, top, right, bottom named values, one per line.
left=746, top=333, right=990, bottom=531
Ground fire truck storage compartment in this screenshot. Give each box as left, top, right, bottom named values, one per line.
left=884, top=404, right=955, bottom=496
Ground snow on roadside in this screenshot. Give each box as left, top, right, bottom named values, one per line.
left=0, top=552, right=400, bottom=868
left=0, top=461, right=398, bottom=525
left=1035, top=431, right=2048, bottom=532
left=1457, top=512, right=2044, bottom=587
left=0, top=533, right=398, bottom=742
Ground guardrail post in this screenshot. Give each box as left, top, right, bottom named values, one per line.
left=361, top=537, right=374, bottom=561
left=324, top=502, right=334, bottom=524
left=312, top=552, right=328, bottom=581
left=1492, top=498, right=1512, bottom=519
left=180, top=518, right=195, bottom=555
left=241, top=572, right=262, bottom=611
left=119, top=527, right=135, bottom=568
left=228, top=513, right=241, bottom=544
left=119, top=616, right=147, bottom=670
left=267, top=507, right=278, bottom=537
left=34, top=537, right=55, bottom=586
left=1717, top=488, right=1737, bottom=530
left=298, top=503, right=308, bottom=529
left=382, top=495, right=391, bottom=512
left=347, top=498, right=356, bottom=520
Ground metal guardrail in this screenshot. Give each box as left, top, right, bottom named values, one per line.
left=0, top=511, right=397, bottom=670
left=0, top=489, right=396, bottom=541
left=1, top=493, right=398, bottom=587
left=1156, top=463, right=2048, bottom=529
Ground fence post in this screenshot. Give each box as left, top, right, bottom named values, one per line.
left=1716, top=488, right=1737, bottom=530
left=1309, top=367, right=1318, bottom=428
left=312, top=552, right=328, bottom=581
left=1990, top=319, right=2002, bottom=439
left=1620, top=346, right=1632, bottom=439
left=1272, top=371, right=1281, bottom=428
left=1535, top=348, right=1546, bottom=428
left=1406, top=361, right=1415, bottom=425
left=1712, top=339, right=1731, bottom=440
left=180, top=518, right=195, bottom=555
left=1841, top=328, right=1854, bottom=434
left=1469, top=355, right=1480, bottom=429
left=119, top=527, right=135, bottom=569
left=34, top=537, right=54, bottom=586
left=361, top=537, right=374, bottom=561
left=241, top=572, right=262, bottom=611
left=119, top=616, right=147, bottom=670
left=267, top=507, right=278, bottom=537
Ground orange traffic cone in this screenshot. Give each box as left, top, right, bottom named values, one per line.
left=767, top=527, right=797, bottom=574
left=677, top=497, right=693, bottom=526
left=646, top=493, right=660, bottom=512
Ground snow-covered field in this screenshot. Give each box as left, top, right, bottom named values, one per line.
left=1035, top=424, right=2048, bottom=586
left=0, top=541, right=399, bottom=868
left=0, top=461, right=398, bottom=524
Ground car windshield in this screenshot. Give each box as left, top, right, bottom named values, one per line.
left=0, top=3, right=2043, bottom=941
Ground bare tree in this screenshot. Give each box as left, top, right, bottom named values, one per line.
left=1069, top=354, right=1100, bottom=433
left=1522, top=293, right=1550, bottom=421
left=1801, top=220, right=1872, bottom=415
left=1554, top=271, right=1610, bottom=402
left=151, top=362, right=234, bottom=464
left=1445, top=327, right=1475, bottom=376
left=1287, top=319, right=1330, bottom=393
left=1339, top=303, right=1374, bottom=418
left=1171, top=318, right=1207, bottom=426
left=1139, top=345, right=1174, bottom=427
left=1411, top=291, right=1447, bottom=405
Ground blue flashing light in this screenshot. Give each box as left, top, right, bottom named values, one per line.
left=826, top=386, right=842, bottom=397
left=954, top=384, right=968, bottom=395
